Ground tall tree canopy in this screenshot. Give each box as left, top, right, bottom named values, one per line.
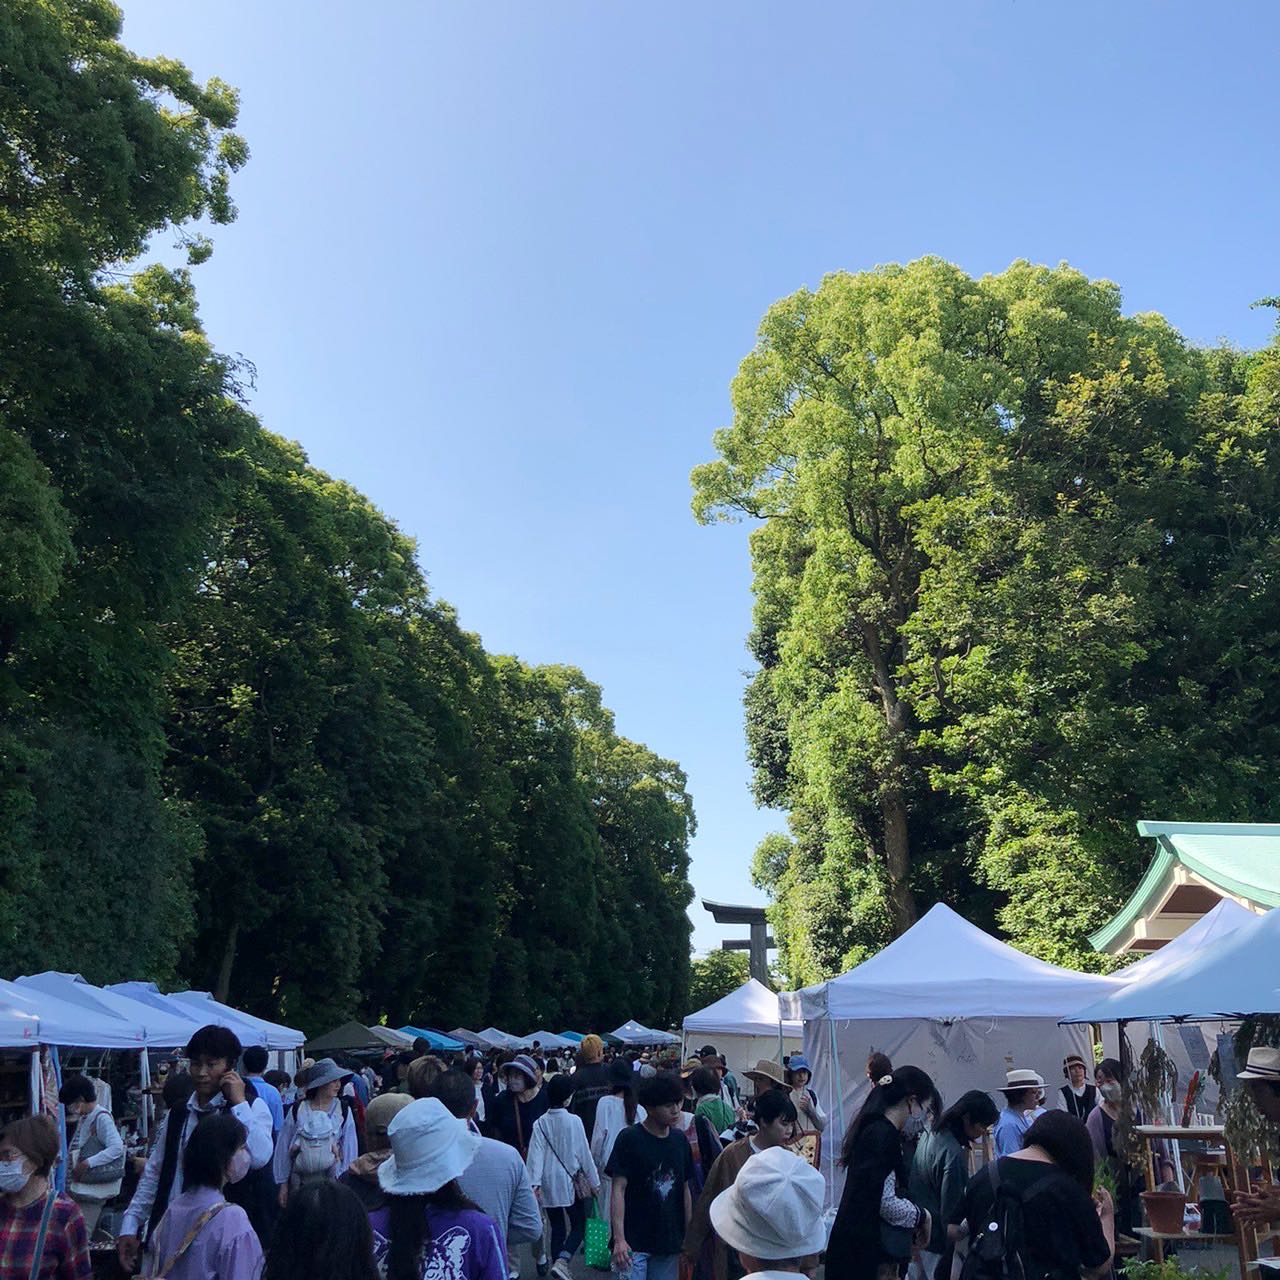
left=695, top=259, right=1280, bottom=984
left=0, top=0, right=695, bottom=1032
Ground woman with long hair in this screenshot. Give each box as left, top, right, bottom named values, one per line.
left=908, top=1090, right=998, bottom=1279
left=370, top=1097, right=505, bottom=1280
left=826, top=1065, right=939, bottom=1280
left=262, top=1179, right=378, bottom=1280
left=589, top=1059, right=646, bottom=1223
left=953, top=1110, right=1113, bottom=1280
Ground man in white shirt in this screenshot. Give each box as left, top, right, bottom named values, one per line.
left=116, top=1024, right=275, bottom=1271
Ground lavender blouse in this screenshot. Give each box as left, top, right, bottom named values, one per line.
left=142, top=1186, right=263, bottom=1280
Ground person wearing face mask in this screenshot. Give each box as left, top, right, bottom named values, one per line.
left=826, top=1065, right=939, bottom=1280
left=0, top=1114, right=90, bottom=1280
left=683, top=1089, right=798, bottom=1280
left=58, top=1074, right=124, bottom=1239
left=141, top=1112, right=263, bottom=1280
left=992, top=1069, right=1046, bottom=1158
left=117, top=1025, right=276, bottom=1274
left=272, top=1058, right=358, bottom=1204
left=1085, top=1058, right=1141, bottom=1236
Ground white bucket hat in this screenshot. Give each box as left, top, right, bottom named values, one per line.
left=378, top=1098, right=481, bottom=1196
left=710, top=1146, right=827, bottom=1259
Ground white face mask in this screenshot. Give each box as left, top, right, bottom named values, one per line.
left=1100, top=1082, right=1122, bottom=1103
left=0, top=1159, right=30, bottom=1193
left=226, top=1148, right=251, bottom=1184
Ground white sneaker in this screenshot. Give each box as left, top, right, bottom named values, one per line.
left=551, top=1260, right=573, bottom=1280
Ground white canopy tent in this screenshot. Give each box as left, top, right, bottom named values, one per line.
left=682, top=978, right=802, bottom=1079
left=0, top=979, right=145, bottom=1050
left=524, top=1031, right=576, bottom=1052
left=18, top=973, right=194, bottom=1049
left=1064, top=904, right=1279, bottom=1025
left=781, top=904, right=1121, bottom=1196
left=169, top=990, right=304, bottom=1051
left=610, top=1021, right=679, bottom=1047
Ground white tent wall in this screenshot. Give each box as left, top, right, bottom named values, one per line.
left=808, top=1015, right=1094, bottom=1203
left=682, top=1032, right=803, bottom=1082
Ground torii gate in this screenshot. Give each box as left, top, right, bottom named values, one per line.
left=702, top=898, right=775, bottom=985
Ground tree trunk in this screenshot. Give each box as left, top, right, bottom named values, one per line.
left=214, top=920, right=238, bottom=1003
left=882, top=779, right=917, bottom=935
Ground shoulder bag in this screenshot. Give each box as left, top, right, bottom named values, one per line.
left=545, top=1118, right=594, bottom=1201
left=151, top=1202, right=229, bottom=1279
left=27, top=1191, right=57, bottom=1280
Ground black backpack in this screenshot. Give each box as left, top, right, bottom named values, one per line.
left=960, top=1162, right=1056, bottom=1280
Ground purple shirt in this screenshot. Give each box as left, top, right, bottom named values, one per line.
left=142, top=1187, right=263, bottom=1280
left=368, top=1205, right=505, bottom=1280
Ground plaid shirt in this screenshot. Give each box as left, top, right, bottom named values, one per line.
left=0, top=1192, right=91, bottom=1280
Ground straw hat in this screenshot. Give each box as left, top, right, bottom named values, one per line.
left=680, top=1057, right=704, bottom=1078
left=1238, top=1047, right=1280, bottom=1081
left=378, top=1098, right=481, bottom=1195
left=998, top=1068, right=1045, bottom=1094
left=744, top=1059, right=786, bottom=1088
left=710, top=1146, right=827, bottom=1259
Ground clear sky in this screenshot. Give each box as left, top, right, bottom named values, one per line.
left=118, top=1, right=1279, bottom=957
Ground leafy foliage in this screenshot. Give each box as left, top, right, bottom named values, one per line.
left=687, top=951, right=750, bottom=1010
left=0, top=0, right=695, bottom=1032
left=695, top=259, right=1280, bottom=984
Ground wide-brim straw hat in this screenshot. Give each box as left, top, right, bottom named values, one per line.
left=378, top=1098, right=481, bottom=1196
left=744, top=1059, right=786, bottom=1088
left=998, top=1068, right=1045, bottom=1093
left=680, top=1057, right=704, bottom=1078
left=1238, top=1047, right=1280, bottom=1081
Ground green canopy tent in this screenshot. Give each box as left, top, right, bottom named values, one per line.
left=306, top=1021, right=415, bottom=1055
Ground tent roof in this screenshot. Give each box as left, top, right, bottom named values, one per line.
left=168, top=990, right=304, bottom=1050
left=683, top=978, right=802, bottom=1038
left=524, top=1030, right=575, bottom=1051
left=18, top=972, right=193, bottom=1048
left=1112, top=898, right=1257, bottom=985
left=609, top=1021, right=679, bottom=1046
left=558, top=1031, right=585, bottom=1043
left=1090, top=822, right=1280, bottom=951
left=1065, top=904, right=1280, bottom=1024
left=447, top=1029, right=489, bottom=1049
left=477, top=1028, right=528, bottom=1050
left=0, top=978, right=143, bottom=1049
left=397, top=1026, right=465, bottom=1052
left=307, top=1022, right=414, bottom=1053
left=783, top=903, right=1120, bottom=1021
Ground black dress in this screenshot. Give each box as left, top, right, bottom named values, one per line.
left=827, top=1115, right=921, bottom=1280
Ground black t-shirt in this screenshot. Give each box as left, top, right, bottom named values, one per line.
left=606, top=1123, right=695, bottom=1255
left=954, top=1157, right=1110, bottom=1280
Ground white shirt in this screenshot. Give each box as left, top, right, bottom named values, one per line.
left=122, top=1091, right=274, bottom=1236
left=525, top=1108, right=599, bottom=1209
left=589, top=1095, right=647, bottom=1181
left=68, top=1105, right=124, bottom=1173
left=272, top=1096, right=359, bottom=1185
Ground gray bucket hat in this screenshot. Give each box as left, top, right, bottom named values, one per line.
left=301, top=1057, right=351, bottom=1091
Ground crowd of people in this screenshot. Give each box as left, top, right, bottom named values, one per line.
left=4, top=1025, right=1279, bottom=1280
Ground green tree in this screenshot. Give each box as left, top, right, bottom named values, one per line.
left=696, top=259, right=1280, bottom=982
left=687, top=950, right=750, bottom=1010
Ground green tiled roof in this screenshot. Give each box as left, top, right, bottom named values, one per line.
left=1089, top=822, right=1280, bottom=951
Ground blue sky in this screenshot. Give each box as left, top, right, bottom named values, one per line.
left=119, top=1, right=1279, bottom=957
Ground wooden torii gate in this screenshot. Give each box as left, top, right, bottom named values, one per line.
left=702, top=898, right=775, bottom=984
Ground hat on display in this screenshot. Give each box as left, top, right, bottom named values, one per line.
left=998, top=1068, right=1046, bottom=1094
left=378, top=1098, right=481, bottom=1196
left=709, top=1145, right=827, bottom=1260
left=744, top=1059, right=787, bottom=1088
left=1238, top=1047, right=1280, bottom=1081
left=301, top=1058, right=351, bottom=1091
left=503, top=1054, right=540, bottom=1083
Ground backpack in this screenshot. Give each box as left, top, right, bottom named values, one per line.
left=290, top=1097, right=350, bottom=1182
left=959, top=1162, right=1057, bottom=1280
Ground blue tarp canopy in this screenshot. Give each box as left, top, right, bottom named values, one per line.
left=398, top=1026, right=466, bottom=1052
left=1063, top=904, right=1280, bottom=1024
left=558, top=1031, right=585, bottom=1043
